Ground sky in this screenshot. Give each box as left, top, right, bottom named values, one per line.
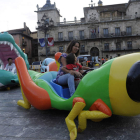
left=0, top=0, right=128, bottom=32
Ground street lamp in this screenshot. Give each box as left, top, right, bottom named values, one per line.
left=36, top=15, right=54, bottom=58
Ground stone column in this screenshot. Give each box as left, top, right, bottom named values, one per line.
left=110, top=12, right=113, bottom=20
left=122, top=13, right=124, bottom=20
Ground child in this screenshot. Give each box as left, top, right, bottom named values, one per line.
left=65, top=53, right=83, bottom=89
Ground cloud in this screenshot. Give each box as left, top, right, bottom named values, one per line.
left=0, top=0, right=128, bottom=32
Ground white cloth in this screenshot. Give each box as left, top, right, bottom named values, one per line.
left=5, top=63, right=16, bottom=72
left=84, top=57, right=88, bottom=61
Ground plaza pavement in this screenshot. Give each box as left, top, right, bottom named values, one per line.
left=0, top=86, right=140, bottom=140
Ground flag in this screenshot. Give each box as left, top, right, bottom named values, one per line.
left=39, top=38, right=45, bottom=47
left=95, top=28, right=96, bottom=33
left=48, top=37, right=54, bottom=46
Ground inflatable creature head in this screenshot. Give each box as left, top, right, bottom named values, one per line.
left=108, top=53, right=140, bottom=116
left=0, top=32, right=29, bottom=87
left=81, top=53, right=140, bottom=116
left=0, top=32, right=29, bottom=69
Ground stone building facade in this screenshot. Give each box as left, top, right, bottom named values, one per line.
left=36, top=0, right=140, bottom=61
left=30, top=31, right=38, bottom=62
left=7, top=23, right=38, bottom=64
left=7, top=23, right=33, bottom=64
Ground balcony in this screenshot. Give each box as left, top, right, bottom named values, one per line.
left=22, top=41, right=27, bottom=46
left=103, top=34, right=110, bottom=38
left=40, top=51, right=55, bottom=57
left=91, top=34, right=99, bottom=39
left=80, top=50, right=88, bottom=55
left=102, top=47, right=140, bottom=52
left=115, top=33, right=121, bottom=37
left=54, top=32, right=139, bottom=42
left=68, top=37, right=73, bottom=41
left=57, top=20, right=81, bottom=26
left=58, top=38, right=63, bottom=41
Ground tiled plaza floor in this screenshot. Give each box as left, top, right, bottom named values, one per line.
left=0, top=86, right=140, bottom=140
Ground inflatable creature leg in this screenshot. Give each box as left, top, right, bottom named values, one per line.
left=65, top=97, right=86, bottom=140
left=77, top=99, right=112, bottom=132
left=89, top=99, right=112, bottom=122
left=17, top=72, right=31, bottom=109
left=7, top=87, right=10, bottom=90
left=78, top=110, right=110, bottom=133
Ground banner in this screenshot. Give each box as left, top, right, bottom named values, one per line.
left=48, top=37, right=54, bottom=46
left=39, top=38, right=45, bottom=47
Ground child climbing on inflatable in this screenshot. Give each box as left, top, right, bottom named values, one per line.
left=62, top=53, right=83, bottom=88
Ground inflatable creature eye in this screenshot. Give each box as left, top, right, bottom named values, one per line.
left=126, top=61, right=140, bottom=102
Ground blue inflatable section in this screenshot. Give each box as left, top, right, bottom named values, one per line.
left=39, top=71, right=70, bottom=99
left=50, top=79, right=70, bottom=99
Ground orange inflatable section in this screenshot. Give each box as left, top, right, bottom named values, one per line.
left=15, top=57, right=51, bottom=110
left=55, top=52, right=62, bottom=61
left=73, top=97, right=86, bottom=107
left=89, top=99, right=112, bottom=116
left=48, top=61, right=58, bottom=71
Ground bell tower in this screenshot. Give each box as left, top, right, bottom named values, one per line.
left=98, top=0, right=103, bottom=6
left=35, top=0, right=61, bottom=26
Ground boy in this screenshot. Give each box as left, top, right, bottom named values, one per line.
left=64, top=53, right=83, bottom=88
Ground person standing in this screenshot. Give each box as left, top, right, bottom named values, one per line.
left=102, top=57, right=105, bottom=64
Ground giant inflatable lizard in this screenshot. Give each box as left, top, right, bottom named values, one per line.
left=15, top=52, right=140, bottom=140
left=0, top=32, right=29, bottom=88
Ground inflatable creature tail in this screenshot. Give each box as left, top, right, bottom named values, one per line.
left=15, top=57, right=51, bottom=110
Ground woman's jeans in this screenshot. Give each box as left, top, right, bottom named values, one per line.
left=57, top=73, right=75, bottom=96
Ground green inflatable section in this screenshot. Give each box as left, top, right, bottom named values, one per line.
left=28, top=58, right=114, bottom=111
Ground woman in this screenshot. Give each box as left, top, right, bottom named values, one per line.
left=56, top=40, right=90, bottom=97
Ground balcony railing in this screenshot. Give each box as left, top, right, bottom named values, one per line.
left=100, top=14, right=140, bottom=22
left=100, top=15, right=133, bottom=21
left=80, top=50, right=88, bottom=54
left=102, top=47, right=140, bottom=52
left=80, top=36, right=85, bottom=40
left=40, top=51, right=55, bottom=57
left=57, top=20, right=81, bottom=26
left=58, top=38, right=63, bottom=41
left=115, top=33, right=121, bottom=37
left=54, top=32, right=138, bottom=42
left=102, top=32, right=134, bottom=38
left=91, top=34, right=99, bottom=39
left=68, top=37, right=73, bottom=40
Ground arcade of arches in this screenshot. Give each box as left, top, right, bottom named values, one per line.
left=90, top=47, right=99, bottom=57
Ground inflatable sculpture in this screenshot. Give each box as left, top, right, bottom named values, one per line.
left=15, top=52, right=140, bottom=140
left=40, top=58, right=55, bottom=73
left=0, top=32, right=29, bottom=88
left=40, top=52, right=62, bottom=72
